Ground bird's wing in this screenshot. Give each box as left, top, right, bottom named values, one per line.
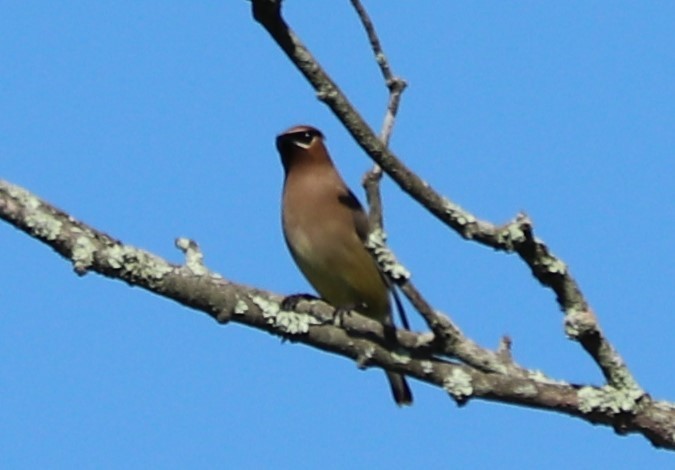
left=337, top=188, right=370, bottom=242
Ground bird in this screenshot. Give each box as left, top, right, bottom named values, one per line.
left=275, top=124, right=413, bottom=406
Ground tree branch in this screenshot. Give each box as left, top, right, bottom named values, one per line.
left=249, top=0, right=640, bottom=397
left=2, top=178, right=674, bottom=448
left=349, top=0, right=407, bottom=230
left=1, top=0, right=666, bottom=453
left=347, top=1, right=483, bottom=373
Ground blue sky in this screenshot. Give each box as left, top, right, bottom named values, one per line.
left=2, top=1, right=675, bottom=468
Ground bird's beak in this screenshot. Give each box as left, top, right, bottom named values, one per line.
left=275, top=135, right=287, bottom=154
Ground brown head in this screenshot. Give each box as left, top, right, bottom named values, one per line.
left=275, top=125, right=332, bottom=174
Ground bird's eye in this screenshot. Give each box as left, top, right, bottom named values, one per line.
left=288, top=131, right=316, bottom=148
left=296, top=131, right=314, bottom=145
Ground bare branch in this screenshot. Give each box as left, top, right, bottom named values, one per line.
left=350, top=0, right=394, bottom=86
left=349, top=0, right=407, bottom=230
left=349, top=0, right=406, bottom=145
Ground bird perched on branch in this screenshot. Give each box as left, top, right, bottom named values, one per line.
left=276, top=124, right=412, bottom=406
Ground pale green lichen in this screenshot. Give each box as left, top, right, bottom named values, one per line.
left=578, top=385, right=643, bottom=414
left=365, top=228, right=410, bottom=280
left=24, top=207, right=62, bottom=240
left=185, top=258, right=207, bottom=275
left=102, top=245, right=172, bottom=287
left=528, top=369, right=551, bottom=382
left=72, top=235, right=96, bottom=272
left=455, top=215, right=473, bottom=226
left=443, top=368, right=473, bottom=400
left=6, top=183, right=40, bottom=210
left=124, top=251, right=172, bottom=280
left=252, top=295, right=319, bottom=335
left=316, top=89, right=338, bottom=101
left=233, top=299, right=248, bottom=315
left=527, top=369, right=567, bottom=386
left=442, top=198, right=476, bottom=225
left=415, top=332, right=435, bottom=348
left=391, top=349, right=411, bottom=365
left=105, top=245, right=125, bottom=269
left=175, top=237, right=208, bottom=275
left=497, top=224, right=527, bottom=249
left=251, top=295, right=278, bottom=317
left=512, top=382, right=538, bottom=397
left=358, top=345, right=375, bottom=367
left=564, top=307, right=592, bottom=338
left=542, top=256, right=567, bottom=275
left=420, top=360, right=434, bottom=375
left=275, top=311, right=316, bottom=334
left=6, top=184, right=64, bottom=240
left=175, top=238, right=190, bottom=251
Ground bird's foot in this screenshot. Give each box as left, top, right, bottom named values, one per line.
left=334, top=303, right=362, bottom=327
left=280, top=293, right=320, bottom=311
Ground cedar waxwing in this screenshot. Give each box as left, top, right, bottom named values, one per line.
left=276, top=124, right=413, bottom=406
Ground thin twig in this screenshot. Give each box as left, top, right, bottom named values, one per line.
left=350, top=0, right=394, bottom=84
left=350, top=0, right=456, bottom=358
left=350, top=1, right=429, bottom=348
left=349, top=0, right=407, bottom=145
left=365, top=228, right=530, bottom=376
left=350, top=0, right=407, bottom=230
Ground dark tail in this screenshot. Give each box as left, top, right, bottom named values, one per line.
left=385, top=371, right=413, bottom=406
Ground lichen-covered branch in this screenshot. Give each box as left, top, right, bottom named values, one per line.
left=250, top=0, right=640, bottom=400
left=1, top=178, right=674, bottom=448
left=366, top=228, right=520, bottom=377
left=347, top=0, right=482, bottom=372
